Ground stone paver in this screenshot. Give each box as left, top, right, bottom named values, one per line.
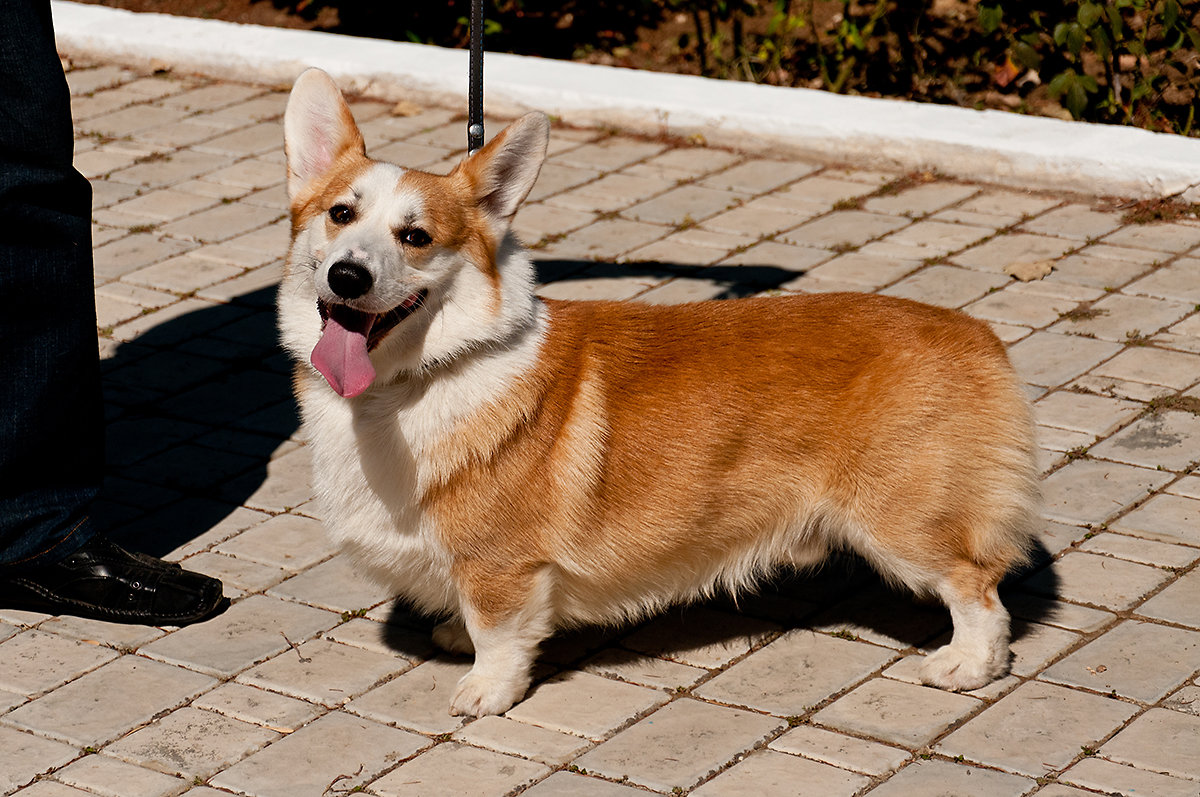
left=369, top=742, right=548, bottom=797
left=4, top=55, right=1200, bottom=797
left=53, top=753, right=190, bottom=797
left=3, top=656, right=215, bottom=747
left=811, top=678, right=981, bottom=747
left=1040, top=621, right=1200, bottom=702
left=573, top=698, right=784, bottom=792
left=1099, top=708, right=1200, bottom=781
left=936, top=680, right=1139, bottom=776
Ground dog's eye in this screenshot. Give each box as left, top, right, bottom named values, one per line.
left=329, top=204, right=355, bottom=225
left=399, top=228, right=432, bottom=248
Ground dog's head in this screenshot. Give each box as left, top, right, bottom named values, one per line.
left=279, top=68, right=549, bottom=397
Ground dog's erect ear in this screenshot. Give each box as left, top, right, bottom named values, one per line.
left=284, top=68, right=366, bottom=201
left=459, top=112, right=550, bottom=222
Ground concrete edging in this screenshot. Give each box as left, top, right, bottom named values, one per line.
left=53, top=0, right=1200, bottom=201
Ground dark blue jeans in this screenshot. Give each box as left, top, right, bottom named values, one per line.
left=0, top=0, right=103, bottom=568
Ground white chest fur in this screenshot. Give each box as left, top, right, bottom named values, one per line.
left=297, top=321, right=545, bottom=614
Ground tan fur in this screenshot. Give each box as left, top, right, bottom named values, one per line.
left=280, top=68, right=1040, bottom=716
left=422, top=296, right=1036, bottom=628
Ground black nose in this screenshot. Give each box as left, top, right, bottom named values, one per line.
left=327, top=261, right=373, bottom=299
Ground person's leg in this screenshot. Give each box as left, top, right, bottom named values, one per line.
left=0, top=0, right=103, bottom=568
left=0, top=1, right=226, bottom=624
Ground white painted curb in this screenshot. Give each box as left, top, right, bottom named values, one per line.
left=53, top=0, right=1200, bottom=201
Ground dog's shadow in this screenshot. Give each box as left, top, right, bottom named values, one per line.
left=384, top=544, right=1059, bottom=679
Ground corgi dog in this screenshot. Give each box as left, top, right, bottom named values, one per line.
left=279, top=68, right=1040, bottom=717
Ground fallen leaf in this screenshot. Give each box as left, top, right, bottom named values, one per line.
left=993, top=55, right=1021, bottom=88
left=391, top=100, right=424, bottom=117
left=1005, top=259, right=1054, bottom=281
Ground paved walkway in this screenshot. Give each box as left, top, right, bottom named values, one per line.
left=4, top=56, right=1200, bottom=797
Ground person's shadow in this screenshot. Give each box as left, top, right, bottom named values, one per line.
left=97, top=284, right=299, bottom=556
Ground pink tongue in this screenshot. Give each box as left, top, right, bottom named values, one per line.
left=311, top=308, right=376, bottom=398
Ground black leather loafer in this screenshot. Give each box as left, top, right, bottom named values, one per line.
left=0, top=537, right=227, bottom=626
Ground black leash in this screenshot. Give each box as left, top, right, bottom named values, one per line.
left=467, top=0, right=485, bottom=154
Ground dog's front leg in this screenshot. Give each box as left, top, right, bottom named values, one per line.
left=448, top=564, right=554, bottom=717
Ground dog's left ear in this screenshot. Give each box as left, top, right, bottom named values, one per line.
left=284, top=68, right=366, bottom=201
left=458, top=112, right=550, bottom=222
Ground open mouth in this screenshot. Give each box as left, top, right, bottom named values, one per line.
left=316, top=290, right=427, bottom=352
left=310, top=290, right=427, bottom=398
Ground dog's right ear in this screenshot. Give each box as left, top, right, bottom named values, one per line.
left=284, top=68, right=366, bottom=202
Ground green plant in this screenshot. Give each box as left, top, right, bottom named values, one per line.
left=976, top=0, right=1200, bottom=133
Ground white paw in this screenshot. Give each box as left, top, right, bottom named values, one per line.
left=919, top=644, right=1006, bottom=692
left=449, top=669, right=529, bottom=717
left=432, top=620, right=475, bottom=655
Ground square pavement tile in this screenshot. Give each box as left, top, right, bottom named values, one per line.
left=811, top=678, right=982, bottom=748
left=236, top=637, right=410, bottom=707
left=103, top=706, right=278, bottom=779
left=191, top=682, right=323, bottom=733
left=1079, top=531, right=1200, bottom=569
left=267, top=554, right=396, bottom=614
left=1021, top=204, right=1124, bottom=241
left=0, top=628, right=120, bottom=696
left=879, top=264, right=1008, bottom=308
left=583, top=648, right=708, bottom=692
left=951, top=232, right=1078, bottom=273
left=210, top=711, right=429, bottom=797
left=54, top=753, right=189, bottom=797
left=505, top=670, right=668, bottom=740
left=1041, top=621, right=1200, bottom=702
left=213, top=513, right=338, bottom=572
left=0, top=725, right=80, bottom=793
left=1050, top=293, right=1193, bottom=343
left=1019, top=551, right=1173, bottom=611
left=769, top=724, right=910, bottom=776
left=1038, top=459, right=1172, bottom=526
left=965, top=286, right=1079, bottom=328
left=573, top=698, right=784, bottom=792
left=345, top=657, right=472, bottom=734
left=1099, top=707, right=1200, bottom=781
left=936, top=680, right=1138, bottom=776
left=1033, top=391, right=1142, bottom=436
left=864, top=759, right=1035, bottom=796
left=1126, top=256, right=1200, bottom=303
left=694, top=630, right=897, bottom=716
left=139, top=594, right=340, bottom=678
left=1103, top=222, right=1200, bottom=254
left=1089, top=410, right=1200, bottom=471
left=691, top=748, right=869, bottom=796
left=1137, top=568, right=1200, bottom=628
left=368, top=742, right=549, bottom=797
left=779, top=210, right=909, bottom=250
left=453, top=715, right=592, bottom=766
left=1111, top=493, right=1200, bottom=546
left=1092, top=347, right=1200, bottom=391
left=624, top=184, right=747, bottom=227
left=1006, top=332, right=1122, bottom=389
left=1063, top=755, right=1200, bottom=797
left=699, top=158, right=819, bottom=193
left=520, top=771, right=647, bottom=795
left=2, top=656, right=215, bottom=747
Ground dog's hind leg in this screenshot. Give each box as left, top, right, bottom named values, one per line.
left=919, top=563, right=1011, bottom=691
left=432, top=618, right=475, bottom=655
left=448, top=564, right=555, bottom=717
